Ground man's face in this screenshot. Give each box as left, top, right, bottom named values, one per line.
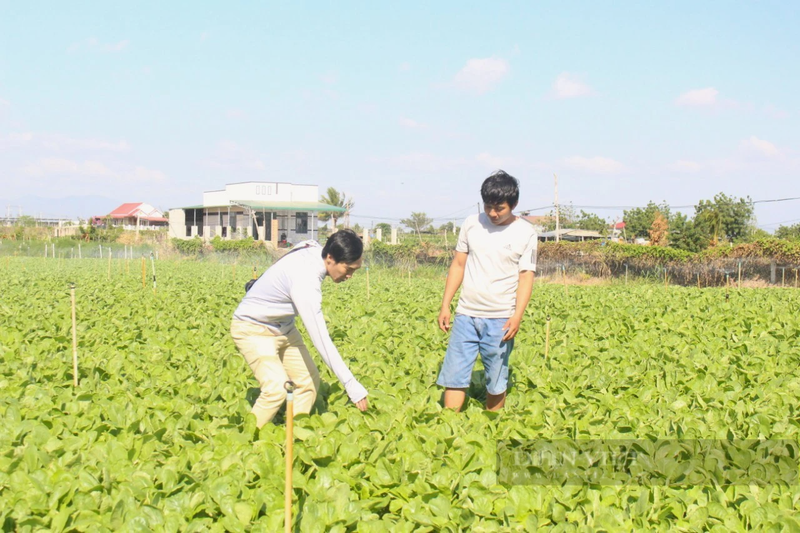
left=484, top=202, right=515, bottom=226
left=324, top=255, right=363, bottom=283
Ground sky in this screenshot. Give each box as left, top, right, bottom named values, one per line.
left=0, top=1, right=798, bottom=230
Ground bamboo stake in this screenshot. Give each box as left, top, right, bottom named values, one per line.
left=544, top=315, right=551, bottom=361
left=664, top=267, right=668, bottom=289
left=782, top=267, right=785, bottom=287
left=284, top=381, right=296, bottom=533
left=697, top=272, right=700, bottom=289
left=737, top=261, right=742, bottom=289
left=70, top=283, right=78, bottom=387
left=150, top=252, right=157, bottom=295
left=78, top=242, right=82, bottom=259
left=107, top=249, right=112, bottom=280
left=141, top=256, right=146, bottom=289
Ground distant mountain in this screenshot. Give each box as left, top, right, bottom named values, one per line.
left=0, top=195, right=123, bottom=220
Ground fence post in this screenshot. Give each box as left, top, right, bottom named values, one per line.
left=770, top=261, right=777, bottom=285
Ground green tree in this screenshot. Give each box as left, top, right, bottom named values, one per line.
left=318, top=188, right=354, bottom=230
left=623, top=202, right=671, bottom=239
left=694, top=193, right=754, bottom=245
left=575, top=211, right=608, bottom=233
left=16, top=215, right=36, bottom=227
left=439, top=221, right=456, bottom=234
left=775, top=223, right=800, bottom=241
left=400, top=212, right=433, bottom=243
left=669, top=212, right=708, bottom=252
left=543, top=203, right=577, bottom=231
left=375, top=222, right=392, bottom=236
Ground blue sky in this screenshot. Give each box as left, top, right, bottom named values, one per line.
left=1, top=1, right=798, bottom=229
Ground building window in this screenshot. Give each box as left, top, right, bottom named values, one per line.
left=296, top=212, right=308, bottom=234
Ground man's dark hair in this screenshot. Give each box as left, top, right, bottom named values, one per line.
left=321, top=229, right=363, bottom=263
left=481, top=170, right=519, bottom=207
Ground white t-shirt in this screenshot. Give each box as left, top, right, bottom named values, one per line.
left=232, top=241, right=367, bottom=404
left=455, top=213, right=538, bottom=318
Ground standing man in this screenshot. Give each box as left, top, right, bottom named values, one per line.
left=231, top=229, right=368, bottom=427
left=437, top=170, right=537, bottom=411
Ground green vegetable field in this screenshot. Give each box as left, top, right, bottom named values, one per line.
left=2, top=258, right=800, bottom=531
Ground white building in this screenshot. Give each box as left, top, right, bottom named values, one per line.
left=169, top=181, right=345, bottom=244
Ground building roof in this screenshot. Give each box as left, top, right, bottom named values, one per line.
left=174, top=200, right=347, bottom=213
left=108, top=202, right=146, bottom=217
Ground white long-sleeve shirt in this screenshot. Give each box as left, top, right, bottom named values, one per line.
left=232, top=241, right=367, bottom=404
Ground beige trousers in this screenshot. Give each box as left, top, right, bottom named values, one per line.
left=230, top=319, right=320, bottom=427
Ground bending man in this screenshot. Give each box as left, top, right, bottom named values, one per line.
left=231, top=229, right=368, bottom=427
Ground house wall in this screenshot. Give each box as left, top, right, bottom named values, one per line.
left=168, top=209, right=185, bottom=239
left=202, top=182, right=319, bottom=206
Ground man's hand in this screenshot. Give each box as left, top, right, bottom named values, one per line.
left=501, top=315, right=523, bottom=341
left=438, top=308, right=452, bottom=333
left=355, top=398, right=368, bottom=412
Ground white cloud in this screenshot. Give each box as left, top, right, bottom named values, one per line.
left=225, top=109, right=246, bottom=120
left=398, top=117, right=426, bottom=129
left=379, top=152, right=468, bottom=173
left=0, top=132, right=130, bottom=152
left=452, top=57, right=509, bottom=94
left=320, top=72, right=338, bottom=85
left=41, top=134, right=131, bottom=152
left=19, top=158, right=166, bottom=187
left=564, top=156, right=625, bottom=174
left=67, top=37, right=129, bottom=53
left=764, top=104, right=789, bottom=119
left=129, top=166, right=166, bottom=182
left=22, top=158, right=114, bottom=177
left=675, top=87, right=719, bottom=107
left=205, top=140, right=265, bottom=170
left=105, top=40, right=129, bottom=52
left=741, top=136, right=779, bottom=157
left=668, top=160, right=703, bottom=173
left=475, top=152, right=517, bottom=169
left=551, top=73, right=592, bottom=99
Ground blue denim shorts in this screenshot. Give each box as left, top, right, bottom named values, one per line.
left=437, top=314, right=514, bottom=395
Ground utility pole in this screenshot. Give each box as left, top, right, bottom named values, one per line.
left=554, top=173, right=560, bottom=243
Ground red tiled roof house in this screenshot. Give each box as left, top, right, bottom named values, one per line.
left=94, top=203, right=168, bottom=230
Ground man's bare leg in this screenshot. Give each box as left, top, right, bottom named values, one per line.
left=486, top=391, right=506, bottom=411
left=443, top=388, right=468, bottom=411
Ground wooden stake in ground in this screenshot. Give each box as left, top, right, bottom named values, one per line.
left=738, top=261, right=742, bottom=289
left=664, top=267, right=668, bottom=289
left=150, top=252, right=157, bottom=295
left=544, top=315, right=551, bottom=362
left=697, top=272, right=701, bottom=289
left=141, top=255, right=146, bottom=289
left=107, top=249, right=112, bottom=280
left=284, top=380, right=296, bottom=533
left=70, top=283, right=79, bottom=387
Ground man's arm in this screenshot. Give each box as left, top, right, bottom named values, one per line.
left=290, top=283, right=368, bottom=410
left=502, top=270, right=534, bottom=341
left=438, top=251, right=468, bottom=332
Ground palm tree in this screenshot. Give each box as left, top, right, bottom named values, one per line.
left=319, top=187, right=354, bottom=231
